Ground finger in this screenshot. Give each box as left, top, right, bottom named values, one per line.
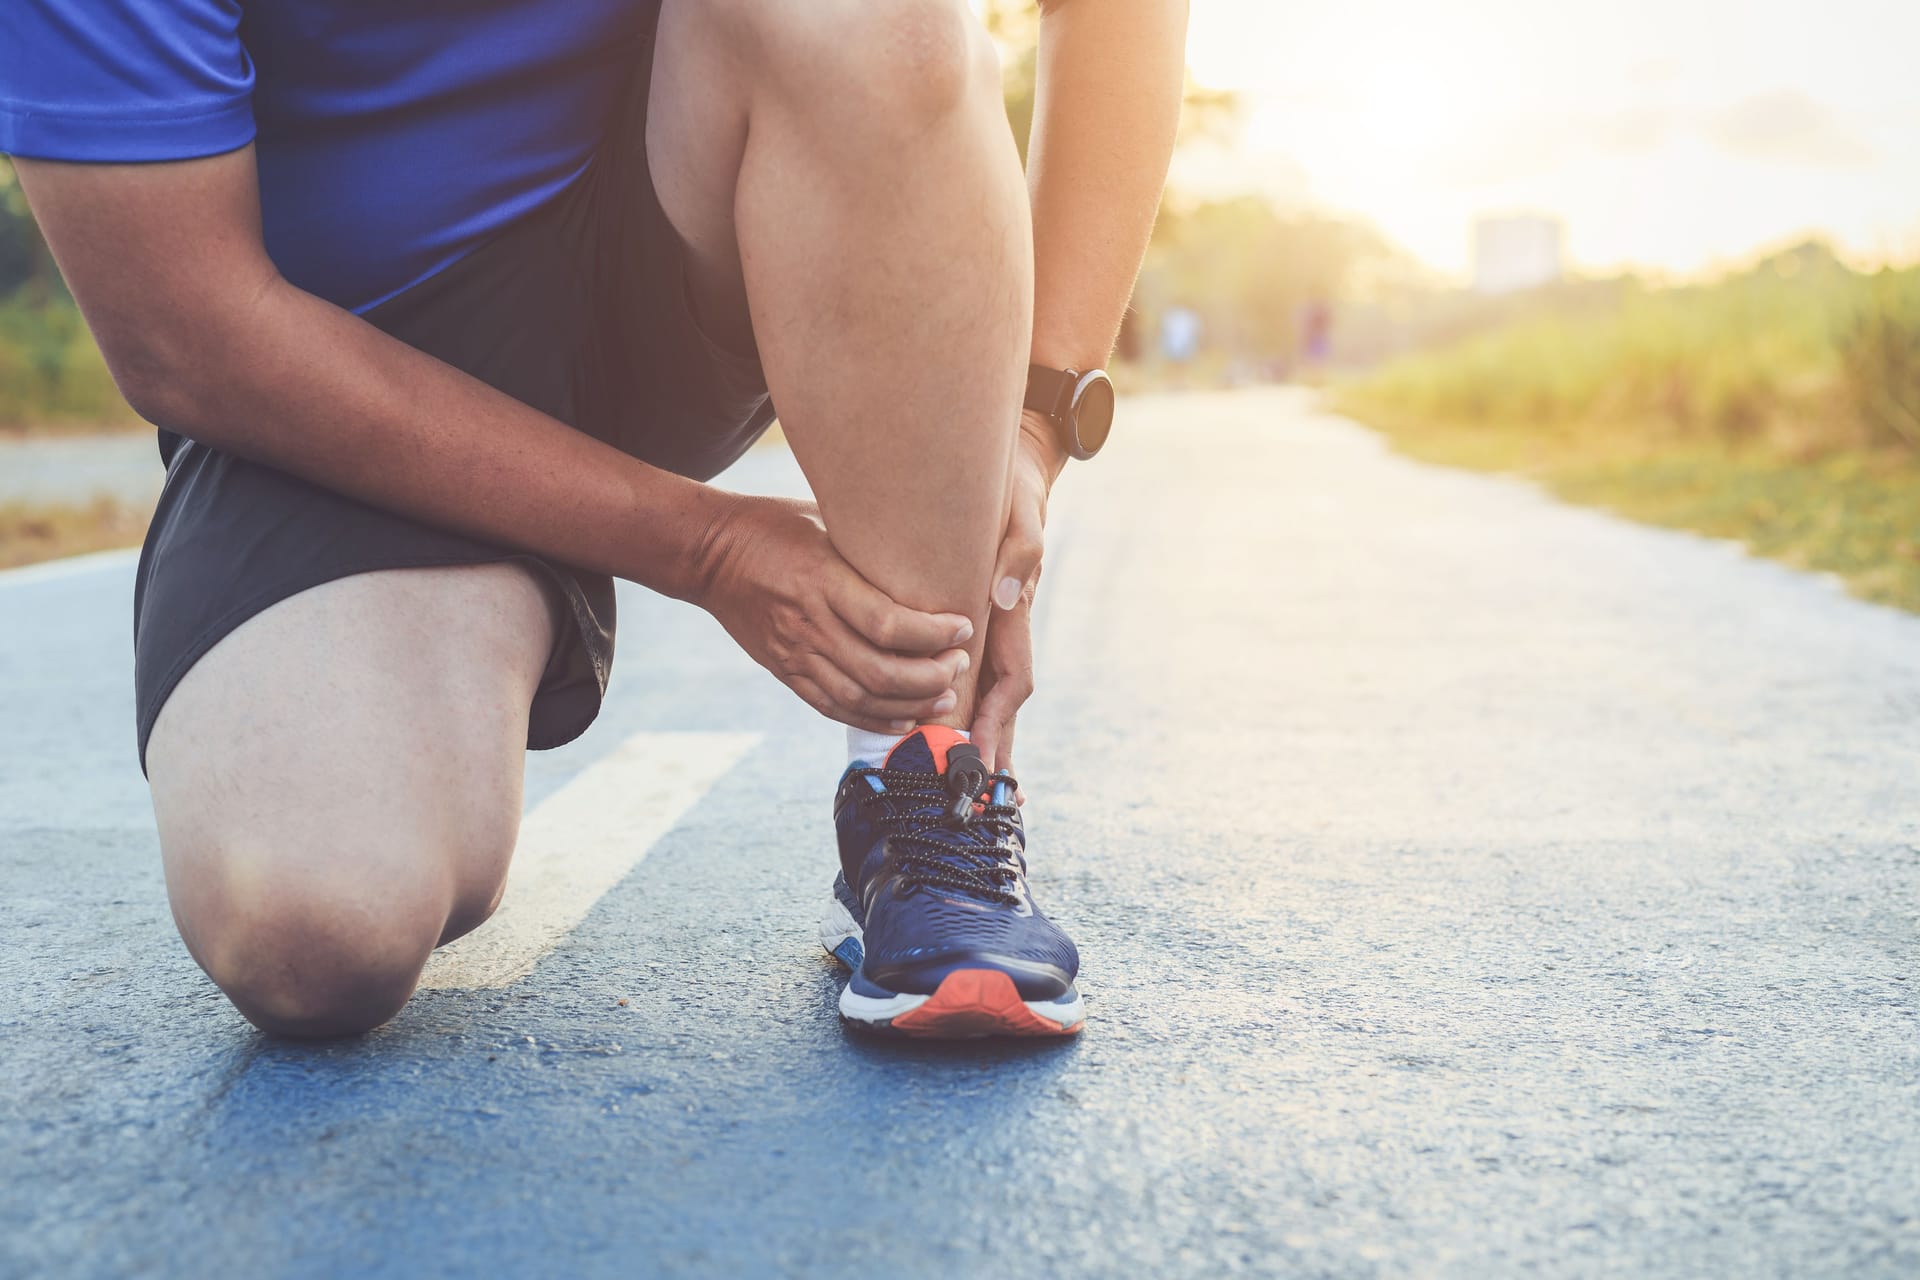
left=970, top=713, right=1001, bottom=781
left=788, top=673, right=922, bottom=737
left=970, top=611, right=1034, bottom=774
left=998, top=724, right=1023, bottom=806
left=802, top=652, right=957, bottom=726
left=972, top=669, right=1032, bottom=772
left=819, top=611, right=968, bottom=700
left=972, top=704, right=1018, bottom=784
left=826, top=569, right=972, bottom=655
left=991, top=501, right=1045, bottom=612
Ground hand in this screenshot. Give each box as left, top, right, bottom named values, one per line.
left=970, top=412, right=1067, bottom=785
left=697, top=495, right=974, bottom=733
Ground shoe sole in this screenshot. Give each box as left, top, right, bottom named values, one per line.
left=820, top=897, right=1084, bottom=1039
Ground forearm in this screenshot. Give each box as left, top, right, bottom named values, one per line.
left=16, top=149, right=732, bottom=599
left=138, top=277, right=734, bottom=601
left=1027, top=0, right=1187, bottom=375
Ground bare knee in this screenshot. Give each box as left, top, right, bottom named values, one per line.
left=172, top=854, right=455, bottom=1039
left=844, top=0, right=996, bottom=122
left=726, top=0, right=998, bottom=132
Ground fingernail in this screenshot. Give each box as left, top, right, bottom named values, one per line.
left=956, top=651, right=970, bottom=676
left=952, top=619, right=974, bottom=645
left=890, top=720, right=914, bottom=734
left=993, top=576, right=1022, bottom=610
left=933, top=692, right=957, bottom=713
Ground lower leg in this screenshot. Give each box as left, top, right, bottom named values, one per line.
left=651, top=0, right=1031, bottom=725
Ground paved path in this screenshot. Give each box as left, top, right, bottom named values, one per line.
left=3, top=390, right=1917, bottom=1277
left=0, top=431, right=160, bottom=505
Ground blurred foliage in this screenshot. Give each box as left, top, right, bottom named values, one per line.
left=982, top=0, right=1041, bottom=162
left=0, top=496, right=147, bottom=569
left=0, top=300, right=136, bottom=429
left=1342, top=244, right=1920, bottom=457
left=979, top=1, right=1394, bottom=375
left=0, top=163, right=44, bottom=299
left=1352, top=419, right=1920, bottom=615
left=1338, top=243, right=1920, bottom=612
left=1843, top=266, right=1920, bottom=450
left=982, top=0, right=1242, bottom=162
left=0, top=158, right=136, bottom=432
left=1134, top=197, right=1395, bottom=376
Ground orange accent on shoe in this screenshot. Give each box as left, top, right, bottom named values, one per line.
left=887, top=969, right=1080, bottom=1039
left=892, top=724, right=971, bottom=776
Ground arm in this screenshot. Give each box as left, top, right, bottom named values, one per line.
left=15, top=149, right=970, bottom=732
left=971, top=0, right=1188, bottom=771
left=1027, top=0, right=1189, bottom=435
left=20, top=149, right=726, bottom=596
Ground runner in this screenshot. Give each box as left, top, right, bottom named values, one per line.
left=0, top=0, right=1186, bottom=1038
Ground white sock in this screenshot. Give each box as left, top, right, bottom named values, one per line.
left=847, top=726, right=910, bottom=769
left=846, top=725, right=969, bottom=770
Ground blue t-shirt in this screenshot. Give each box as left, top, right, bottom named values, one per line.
left=0, top=1, right=648, bottom=312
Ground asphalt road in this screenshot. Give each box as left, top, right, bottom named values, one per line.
left=3, top=389, right=1918, bottom=1278
left=0, top=431, right=161, bottom=505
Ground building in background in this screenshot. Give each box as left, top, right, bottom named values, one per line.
left=1472, top=214, right=1565, bottom=294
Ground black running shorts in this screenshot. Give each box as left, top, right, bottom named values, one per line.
left=131, top=5, right=774, bottom=771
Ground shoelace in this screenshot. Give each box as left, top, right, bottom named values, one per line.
left=854, top=767, right=1024, bottom=906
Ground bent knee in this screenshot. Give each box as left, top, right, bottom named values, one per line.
left=175, top=866, right=453, bottom=1039
left=730, top=0, right=997, bottom=130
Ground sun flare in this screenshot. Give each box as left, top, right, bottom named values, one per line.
left=1176, top=0, right=1920, bottom=277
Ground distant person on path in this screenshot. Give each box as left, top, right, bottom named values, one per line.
left=1300, top=297, right=1333, bottom=383
left=1, top=0, right=1186, bottom=1038
left=1159, top=302, right=1202, bottom=387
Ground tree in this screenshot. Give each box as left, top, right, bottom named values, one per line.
left=980, top=1, right=1242, bottom=166
left=0, top=159, right=61, bottom=304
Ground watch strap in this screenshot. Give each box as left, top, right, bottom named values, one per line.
left=1024, top=364, right=1077, bottom=424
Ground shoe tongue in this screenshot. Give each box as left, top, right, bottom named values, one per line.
left=886, top=725, right=970, bottom=776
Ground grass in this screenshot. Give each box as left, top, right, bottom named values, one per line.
left=1341, top=411, right=1920, bottom=611
left=1338, top=246, right=1920, bottom=614
left=0, top=497, right=147, bottom=570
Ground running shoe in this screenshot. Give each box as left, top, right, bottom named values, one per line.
left=820, top=726, right=1083, bottom=1037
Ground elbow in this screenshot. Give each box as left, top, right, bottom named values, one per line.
left=89, top=275, right=282, bottom=435
left=97, top=320, right=227, bottom=436
left=110, top=351, right=195, bottom=431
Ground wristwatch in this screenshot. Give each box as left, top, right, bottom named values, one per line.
left=1024, top=364, right=1116, bottom=461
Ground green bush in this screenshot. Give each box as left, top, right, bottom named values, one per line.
left=1337, top=244, right=1920, bottom=613
left=1841, top=267, right=1920, bottom=450
left=1343, top=245, right=1918, bottom=460
left=0, top=300, right=137, bottom=430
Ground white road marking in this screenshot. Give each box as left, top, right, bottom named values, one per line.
left=420, top=729, right=762, bottom=990
left=0, top=547, right=139, bottom=589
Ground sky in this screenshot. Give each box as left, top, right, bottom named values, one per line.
left=1175, top=0, right=1920, bottom=279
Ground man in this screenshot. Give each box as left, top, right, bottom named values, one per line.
left=1, top=0, right=1185, bottom=1039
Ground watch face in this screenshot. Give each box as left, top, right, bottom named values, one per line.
left=1071, top=371, right=1116, bottom=458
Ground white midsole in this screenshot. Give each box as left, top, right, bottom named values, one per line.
left=838, top=987, right=934, bottom=1021
left=839, top=983, right=1084, bottom=1028
left=823, top=898, right=1084, bottom=1028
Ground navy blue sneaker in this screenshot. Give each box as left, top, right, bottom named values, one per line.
left=820, top=726, right=1083, bottom=1037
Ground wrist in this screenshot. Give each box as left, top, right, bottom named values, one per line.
left=684, top=485, right=748, bottom=606
left=1029, top=328, right=1113, bottom=382
left=1020, top=408, right=1071, bottom=485
left=623, top=473, right=743, bottom=605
